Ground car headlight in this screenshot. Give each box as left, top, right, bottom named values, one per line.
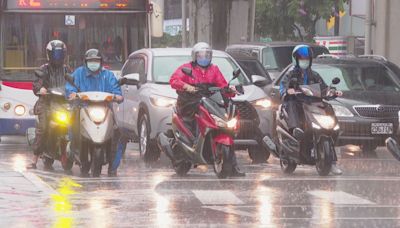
left=312, top=113, right=336, bottom=129
left=211, top=114, right=227, bottom=128
left=54, top=111, right=69, bottom=124
left=150, top=96, right=176, bottom=107
left=252, top=98, right=272, bottom=109
left=88, top=107, right=107, bottom=124
left=332, top=105, right=353, bottom=117
left=14, top=105, right=25, bottom=116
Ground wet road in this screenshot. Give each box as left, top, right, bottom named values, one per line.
left=1, top=136, right=400, bottom=227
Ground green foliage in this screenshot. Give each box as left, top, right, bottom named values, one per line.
left=152, top=32, right=182, bottom=48
left=256, top=0, right=348, bottom=41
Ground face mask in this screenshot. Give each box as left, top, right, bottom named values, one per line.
left=87, top=62, right=101, bottom=72
left=298, top=60, right=310, bottom=70
left=197, top=57, right=211, bottom=67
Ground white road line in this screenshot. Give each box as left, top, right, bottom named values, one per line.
left=308, top=190, right=375, bottom=205
left=193, top=190, right=244, bottom=205
left=203, top=206, right=253, bottom=217
left=20, top=171, right=57, bottom=195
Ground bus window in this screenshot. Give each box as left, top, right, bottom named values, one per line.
left=1, top=13, right=146, bottom=80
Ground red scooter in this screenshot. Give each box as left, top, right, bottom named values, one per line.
left=158, top=68, right=243, bottom=178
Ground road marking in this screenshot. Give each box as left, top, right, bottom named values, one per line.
left=193, top=190, right=244, bottom=205
left=308, top=190, right=375, bottom=205
left=21, top=171, right=57, bottom=195
left=203, top=206, right=253, bottom=217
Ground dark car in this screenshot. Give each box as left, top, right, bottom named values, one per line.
left=267, top=55, right=400, bottom=153
left=226, top=42, right=330, bottom=80
left=232, top=56, right=272, bottom=88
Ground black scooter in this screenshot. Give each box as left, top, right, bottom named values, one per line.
left=263, top=78, right=341, bottom=176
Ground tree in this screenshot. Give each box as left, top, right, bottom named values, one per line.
left=256, top=0, right=348, bottom=41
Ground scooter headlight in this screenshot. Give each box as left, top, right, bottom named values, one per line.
left=312, top=114, right=336, bottom=129
left=88, top=107, right=107, bottom=124
left=54, top=111, right=69, bottom=124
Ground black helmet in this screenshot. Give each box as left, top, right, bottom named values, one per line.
left=46, top=40, right=67, bottom=66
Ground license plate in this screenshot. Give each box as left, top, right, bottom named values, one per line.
left=371, top=123, right=393, bottom=134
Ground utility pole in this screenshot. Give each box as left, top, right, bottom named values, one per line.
left=182, top=0, right=187, bottom=47
left=365, top=0, right=372, bottom=54
left=249, top=0, right=256, bottom=42
left=334, top=0, right=340, bottom=36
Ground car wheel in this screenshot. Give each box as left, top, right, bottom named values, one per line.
left=360, top=143, right=378, bottom=152
left=139, top=113, right=161, bottom=163
left=248, top=146, right=271, bottom=164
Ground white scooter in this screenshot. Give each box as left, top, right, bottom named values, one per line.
left=66, top=76, right=126, bottom=177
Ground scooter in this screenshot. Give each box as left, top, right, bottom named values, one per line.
left=27, top=71, right=73, bottom=171
left=65, top=76, right=125, bottom=177
left=263, top=78, right=341, bottom=176
left=158, top=68, right=243, bottom=178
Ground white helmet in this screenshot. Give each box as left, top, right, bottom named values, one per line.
left=192, top=42, right=213, bottom=68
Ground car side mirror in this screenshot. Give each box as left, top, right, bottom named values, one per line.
left=251, top=75, right=268, bottom=87
left=235, top=84, right=244, bottom=94
left=181, top=67, right=192, bottom=77
left=332, top=77, right=340, bottom=85
left=123, top=73, right=140, bottom=86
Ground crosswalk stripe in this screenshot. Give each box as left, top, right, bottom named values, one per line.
left=308, top=190, right=375, bottom=205
left=193, top=190, right=244, bottom=205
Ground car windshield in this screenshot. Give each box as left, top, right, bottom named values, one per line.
left=152, top=56, right=250, bottom=85
left=271, top=46, right=329, bottom=71
left=313, top=64, right=400, bottom=92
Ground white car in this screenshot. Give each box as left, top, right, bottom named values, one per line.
left=116, top=48, right=274, bottom=163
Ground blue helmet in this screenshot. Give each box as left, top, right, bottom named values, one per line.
left=292, top=44, right=313, bottom=68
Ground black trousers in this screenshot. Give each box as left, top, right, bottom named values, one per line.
left=33, top=101, right=48, bottom=156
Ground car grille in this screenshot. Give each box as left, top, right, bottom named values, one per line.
left=234, top=101, right=259, bottom=139
left=354, top=105, right=400, bottom=118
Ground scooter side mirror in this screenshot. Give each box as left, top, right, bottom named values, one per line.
left=181, top=67, right=192, bottom=77
left=332, top=77, right=340, bottom=85
left=232, top=68, right=241, bottom=80
left=34, top=69, right=46, bottom=78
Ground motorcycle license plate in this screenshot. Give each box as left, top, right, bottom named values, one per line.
left=371, top=123, right=393, bottom=134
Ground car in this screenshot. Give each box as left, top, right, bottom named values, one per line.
left=267, top=55, right=400, bottom=153
left=226, top=42, right=330, bottom=80
left=116, top=48, right=274, bottom=163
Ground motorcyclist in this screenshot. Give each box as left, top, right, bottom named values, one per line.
left=169, top=42, right=245, bottom=177
left=65, top=49, right=123, bottom=177
left=279, top=44, right=343, bottom=175
left=27, top=40, right=70, bottom=170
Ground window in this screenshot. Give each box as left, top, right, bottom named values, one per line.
left=262, top=47, right=278, bottom=70
left=1, top=13, right=146, bottom=81
left=236, top=59, right=272, bottom=84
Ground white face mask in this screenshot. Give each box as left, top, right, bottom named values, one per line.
left=87, top=62, right=101, bottom=72
left=298, top=60, right=310, bottom=70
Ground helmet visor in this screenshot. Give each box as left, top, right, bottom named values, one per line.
left=196, top=50, right=212, bottom=60
left=296, top=47, right=311, bottom=59
left=52, top=48, right=65, bottom=62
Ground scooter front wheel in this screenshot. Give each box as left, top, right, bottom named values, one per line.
left=213, top=144, right=233, bottom=179
left=316, top=138, right=333, bottom=176
left=91, top=146, right=104, bottom=177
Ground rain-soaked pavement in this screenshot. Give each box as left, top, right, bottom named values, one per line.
left=1, top=136, right=400, bottom=227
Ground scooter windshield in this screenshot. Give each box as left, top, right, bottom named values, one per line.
left=299, top=83, right=322, bottom=98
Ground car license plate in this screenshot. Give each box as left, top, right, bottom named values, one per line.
left=371, top=123, right=393, bottom=134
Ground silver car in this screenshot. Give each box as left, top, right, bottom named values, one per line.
left=115, top=48, right=274, bottom=163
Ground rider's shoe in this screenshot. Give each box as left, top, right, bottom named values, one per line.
left=330, top=164, right=343, bottom=176
left=26, top=163, right=37, bottom=170
left=231, top=166, right=246, bottom=177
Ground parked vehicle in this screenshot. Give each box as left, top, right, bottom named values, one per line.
left=226, top=42, right=329, bottom=80
left=266, top=79, right=341, bottom=176
left=116, top=48, right=274, bottom=164
left=267, top=55, right=400, bottom=153
left=158, top=68, right=243, bottom=178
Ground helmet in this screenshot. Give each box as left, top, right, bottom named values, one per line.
left=192, top=42, right=213, bottom=68
left=46, top=40, right=67, bottom=66
left=84, top=49, right=103, bottom=72
left=292, top=44, right=313, bottom=69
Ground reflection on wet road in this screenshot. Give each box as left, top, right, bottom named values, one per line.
left=1, top=136, right=400, bottom=227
